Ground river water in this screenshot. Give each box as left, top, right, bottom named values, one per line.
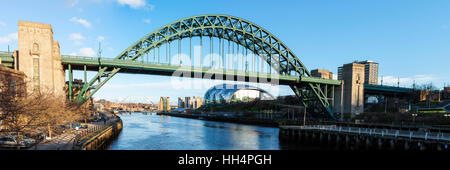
left=108, top=112, right=284, bottom=150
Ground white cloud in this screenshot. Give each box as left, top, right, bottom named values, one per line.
left=69, top=33, right=85, bottom=40
left=117, top=0, right=146, bottom=9
left=380, top=74, right=441, bottom=87
left=0, top=32, right=18, bottom=44
left=143, top=19, right=151, bottom=24
left=70, top=17, right=92, bottom=28
left=74, top=41, right=83, bottom=46
left=79, top=47, right=96, bottom=57
left=69, top=33, right=84, bottom=46
left=0, top=22, right=6, bottom=27
left=147, top=4, right=155, bottom=11
left=97, top=36, right=105, bottom=41
left=71, top=47, right=96, bottom=57
left=117, top=0, right=154, bottom=10
left=65, top=0, right=79, bottom=7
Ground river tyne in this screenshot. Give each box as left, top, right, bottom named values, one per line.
left=109, top=112, right=300, bottom=150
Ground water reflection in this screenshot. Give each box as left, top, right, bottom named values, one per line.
left=109, top=112, right=281, bottom=150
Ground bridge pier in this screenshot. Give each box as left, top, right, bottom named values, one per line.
left=334, top=134, right=341, bottom=150
left=345, top=135, right=351, bottom=150
left=354, top=136, right=360, bottom=150
left=319, top=133, right=324, bottom=146
left=279, top=126, right=450, bottom=151
left=418, top=142, right=426, bottom=151
left=365, top=137, right=372, bottom=150
left=389, top=139, right=396, bottom=150
left=325, top=133, right=333, bottom=149
left=311, top=132, right=317, bottom=145
left=403, top=141, right=410, bottom=150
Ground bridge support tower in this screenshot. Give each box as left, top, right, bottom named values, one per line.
left=17, top=21, right=65, bottom=96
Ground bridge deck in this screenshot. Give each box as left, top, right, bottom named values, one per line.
left=364, top=84, right=413, bottom=93
left=0, top=51, right=14, bottom=68
left=61, top=55, right=341, bottom=86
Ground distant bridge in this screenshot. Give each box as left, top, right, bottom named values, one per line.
left=5, top=15, right=422, bottom=120
left=364, top=84, right=413, bottom=94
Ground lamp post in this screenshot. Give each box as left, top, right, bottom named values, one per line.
left=444, top=114, right=450, bottom=121
left=303, top=106, right=307, bottom=126
left=412, top=113, right=418, bottom=124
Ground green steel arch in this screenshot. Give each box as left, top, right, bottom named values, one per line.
left=74, top=14, right=338, bottom=119
left=117, top=14, right=309, bottom=76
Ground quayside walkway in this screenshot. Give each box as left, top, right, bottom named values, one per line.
left=280, top=125, right=450, bottom=150
left=29, top=117, right=119, bottom=150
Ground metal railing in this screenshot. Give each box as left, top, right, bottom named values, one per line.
left=291, top=125, right=450, bottom=141
left=73, top=124, right=108, bottom=148
left=72, top=117, right=122, bottom=148
left=60, top=55, right=340, bottom=85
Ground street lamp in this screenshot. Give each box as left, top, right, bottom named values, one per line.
left=412, top=113, right=418, bottom=124
left=444, top=114, right=450, bottom=121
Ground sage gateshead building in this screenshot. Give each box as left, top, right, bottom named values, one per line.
left=204, top=84, right=275, bottom=105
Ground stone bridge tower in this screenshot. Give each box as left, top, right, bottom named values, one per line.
left=17, top=21, right=65, bottom=96
left=334, top=62, right=365, bottom=119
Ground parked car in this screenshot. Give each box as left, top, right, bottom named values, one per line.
left=0, top=136, right=17, bottom=146
left=36, top=131, right=46, bottom=140
left=13, top=135, right=36, bottom=145
left=71, top=122, right=82, bottom=129
left=0, top=135, right=35, bottom=147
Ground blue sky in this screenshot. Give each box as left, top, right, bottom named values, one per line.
left=1, top=0, right=449, bottom=104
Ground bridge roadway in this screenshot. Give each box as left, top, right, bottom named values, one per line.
left=364, top=84, right=413, bottom=94
left=61, top=55, right=341, bottom=86
left=0, top=51, right=14, bottom=68
left=1, top=52, right=416, bottom=92
left=282, top=125, right=450, bottom=142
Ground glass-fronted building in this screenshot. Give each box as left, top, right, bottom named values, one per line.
left=204, top=84, right=275, bottom=104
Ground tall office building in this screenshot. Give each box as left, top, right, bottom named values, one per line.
left=178, top=97, right=185, bottom=108
left=191, top=96, right=203, bottom=109
left=159, top=97, right=170, bottom=112
left=177, top=96, right=204, bottom=109
left=184, top=96, right=191, bottom=108
left=338, top=60, right=378, bottom=85
left=337, top=66, right=343, bottom=81
left=311, top=69, right=333, bottom=80
left=357, top=60, right=379, bottom=85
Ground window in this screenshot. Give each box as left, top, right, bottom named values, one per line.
left=33, top=57, right=40, bottom=91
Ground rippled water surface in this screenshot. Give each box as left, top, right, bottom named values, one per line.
left=109, top=112, right=282, bottom=150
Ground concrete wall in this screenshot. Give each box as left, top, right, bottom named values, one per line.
left=334, top=63, right=365, bottom=118
left=17, top=21, right=65, bottom=96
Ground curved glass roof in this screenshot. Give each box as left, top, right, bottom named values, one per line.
left=204, top=83, right=274, bottom=104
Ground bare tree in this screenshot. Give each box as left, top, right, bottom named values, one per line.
left=0, top=78, right=51, bottom=148
left=0, top=75, right=81, bottom=149
left=79, top=99, right=93, bottom=124
left=38, top=92, right=82, bottom=140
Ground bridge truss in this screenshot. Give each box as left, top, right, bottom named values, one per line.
left=66, top=14, right=341, bottom=119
